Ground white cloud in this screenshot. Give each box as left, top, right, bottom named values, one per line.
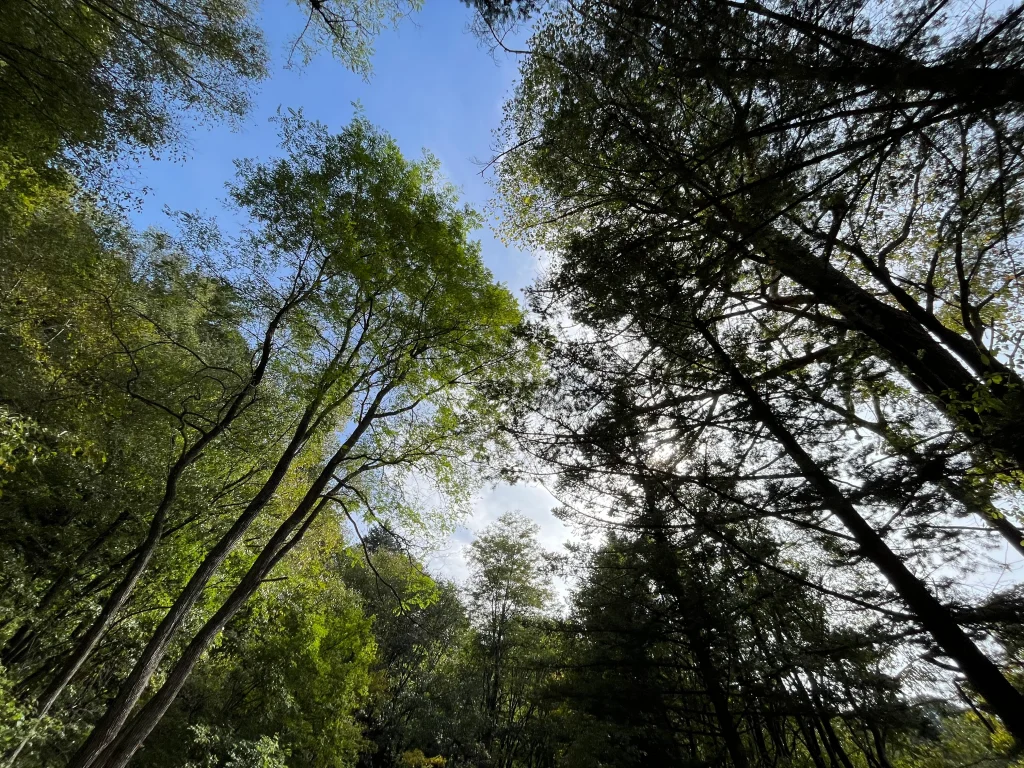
left=426, top=480, right=570, bottom=587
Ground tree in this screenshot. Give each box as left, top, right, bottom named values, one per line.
left=72, top=114, right=531, bottom=768
left=0, top=191, right=308, bottom=765
left=0, top=113, right=534, bottom=767
left=465, top=512, right=557, bottom=768
left=481, top=0, right=1024, bottom=743
left=512, top=259, right=1024, bottom=738
left=341, top=527, right=471, bottom=768
left=489, top=0, right=1024, bottom=554
left=558, top=510, right=997, bottom=768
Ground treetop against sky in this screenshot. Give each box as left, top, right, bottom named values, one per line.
left=123, top=0, right=567, bottom=580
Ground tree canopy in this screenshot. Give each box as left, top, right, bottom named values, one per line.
left=4, top=0, right=1024, bottom=766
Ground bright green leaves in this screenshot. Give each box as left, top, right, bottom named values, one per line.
left=221, top=113, right=532, bottom=534
left=0, top=113, right=537, bottom=765
left=142, top=539, right=376, bottom=768
left=231, top=112, right=521, bottom=363
left=467, top=511, right=552, bottom=629
left=0, top=0, right=420, bottom=226
left=0, top=0, right=266, bottom=190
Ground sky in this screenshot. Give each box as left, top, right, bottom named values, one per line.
left=127, top=1, right=569, bottom=585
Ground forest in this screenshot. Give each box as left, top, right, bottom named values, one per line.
left=2, top=0, right=1024, bottom=765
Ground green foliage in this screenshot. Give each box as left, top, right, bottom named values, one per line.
left=0, top=0, right=264, bottom=210
left=890, top=711, right=1023, bottom=768
left=485, top=0, right=1024, bottom=756
left=0, top=666, right=31, bottom=752
left=466, top=512, right=552, bottom=632
left=184, top=727, right=290, bottom=768
left=340, top=534, right=473, bottom=768
left=218, top=111, right=532, bottom=536
left=284, top=0, right=423, bottom=76
left=8, top=0, right=1024, bottom=765
left=398, top=750, right=445, bottom=768
left=0, top=0, right=418, bottom=223
left=0, top=112, right=534, bottom=766
left=142, top=528, right=376, bottom=768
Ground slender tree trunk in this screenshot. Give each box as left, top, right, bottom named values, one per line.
left=644, top=522, right=750, bottom=768
left=31, top=492, right=177, bottom=715
left=679, top=206, right=1024, bottom=552
left=701, top=324, right=1024, bottom=743
left=687, top=624, right=750, bottom=768
left=70, top=383, right=392, bottom=768
left=67, top=313, right=371, bottom=763
left=90, top=471, right=346, bottom=767
left=807, top=680, right=855, bottom=768
left=764, top=698, right=792, bottom=759
left=823, top=394, right=1024, bottom=558
left=65, top=417, right=314, bottom=768
left=793, top=711, right=830, bottom=768
left=748, top=707, right=775, bottom=766
left=868, top=723, right=893, bottom=768
left=984, top=512, right=1024, bottom=556
left=766, top=62, right=1024, bottom=107
left=690, top=191, right=1024, bottom=454
left=706, top=0, right=1024, bottom=105
left=748, top=223, right=1024, bottom=453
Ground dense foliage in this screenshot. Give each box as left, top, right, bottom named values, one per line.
left=4, top=0, right=1024, bottom=765
left=479, top=0, right=1024, bottom=763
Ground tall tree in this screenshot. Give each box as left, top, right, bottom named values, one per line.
left=0, top=114, right=533, bottom=767
left=68, top=114, right=531, bottom=768
left=138, top=520, right=376, bottom=768
left=558, top=512, right=912, bottom=768
left=342, top=528, right=471, bottom=768
left=476, top=0, right=1024, bottom=741
left=466, top=512, right=557, bottom=768
left=512, top=256, right=1024, bottom=738
left=488, top=0, right=1024, bottom=555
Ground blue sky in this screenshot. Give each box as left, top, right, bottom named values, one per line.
left=130, top=0, right=568, bottom=584
left=131, top=1, right=537, bottom=293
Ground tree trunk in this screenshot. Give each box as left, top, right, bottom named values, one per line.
left=90, top=491, right=332, bottom=768
left=701, top=324, right=1024, bottom=744
left=645, top=522, right=751, bottom=768
left=70, top=383, right=392, bottom=768
left=807, top=392, right=1024, bottom=557
left=708, top=0, right=1024, bottom=106
left=749, top=223, right=1024, bottom=452
left=679, top=206, right=1024, bottom=553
